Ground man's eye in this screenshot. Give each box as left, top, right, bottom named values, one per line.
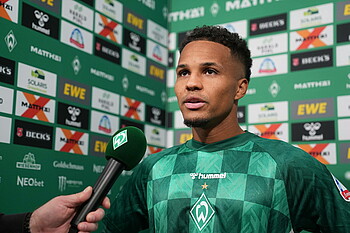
left=178, top=70, right=189, bottom=76
left=205, top=69, right=217, bottom=75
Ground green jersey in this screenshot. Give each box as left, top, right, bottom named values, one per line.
left=103, top=132, right=350, bottom=233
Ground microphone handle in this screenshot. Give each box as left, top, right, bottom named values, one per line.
left=69, top=159, right=125, bottom=233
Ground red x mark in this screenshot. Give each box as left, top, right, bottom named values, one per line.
left=298, top=144, right=329, bottom=164
left=124, top=98, right=141, bottom=120
left=21, top=92, right=50, bottom=122
left=0, top=0, right=11, bottom=21
left=60, top=129, right=84, bottom=154
left=254, top=124, right=282, bottom=140
left=98, top=14, right=118, bottom=42
left=148, top=146, right=163, bottom=154
left=297, top=26, right=327, bottom=50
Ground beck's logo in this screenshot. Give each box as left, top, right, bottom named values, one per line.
left=94, top=36, right=121, bottom=64
left=13, top=119, right=53, bottom=149
left=113, top=129, right=128, bottom=150
left=291, top=48, right=333, bottom=71
left=0, top=56, right=15, bottom=85
left=250, top=13, right=287, bottom=36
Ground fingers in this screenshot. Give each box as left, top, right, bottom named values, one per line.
left=102, top=196, right=111, bottom=209
left=77, top=222, right=98, bottom=233
left=77, top=208, right=105, bottom=232
left=86, top=208, right=105, bottom=223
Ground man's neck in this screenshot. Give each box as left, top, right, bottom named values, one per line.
left=191, top=120, right=244, bottom=144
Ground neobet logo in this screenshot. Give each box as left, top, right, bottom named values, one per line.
left=17, top=176, right=44, bottom=187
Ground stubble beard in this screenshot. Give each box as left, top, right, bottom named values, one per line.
left=183, top=118, right=210, bottom=128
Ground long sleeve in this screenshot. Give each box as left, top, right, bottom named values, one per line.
left=0, top=212, right=31, bottom=233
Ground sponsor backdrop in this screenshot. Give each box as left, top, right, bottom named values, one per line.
left=0, top=0, right=168, bottom=226
left=1, top=0, right=350, bottom=231
left=167, top=0, right=350, bottom=209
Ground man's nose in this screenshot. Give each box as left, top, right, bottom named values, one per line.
left=186, top=73, right=203, bottom=91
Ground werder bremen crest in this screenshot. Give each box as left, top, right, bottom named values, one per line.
left=113, top=129, right=128, bottom=150
left=190, top=193, right=215, bottom=231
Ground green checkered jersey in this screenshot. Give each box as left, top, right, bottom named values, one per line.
left=103, top=132, right=350, bottom=233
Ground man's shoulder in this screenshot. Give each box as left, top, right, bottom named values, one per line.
left=249, top=133, right=321, bottom=167
left=139, top=144, right=184, bottom=169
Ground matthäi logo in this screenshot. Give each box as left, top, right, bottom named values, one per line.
left=113, top=129, right=128, bottom=150
left=16, top=152, right=41, bottom=170
left=190, top=193, right=215, bottom=231
left=4, top=30, right=17, bottom=52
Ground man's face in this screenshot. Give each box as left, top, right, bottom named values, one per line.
left=175, top=40, right=246, bottom=128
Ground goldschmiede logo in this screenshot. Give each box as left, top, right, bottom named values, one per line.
left=113, top=129, right=128, bottom=150
left=190, top=193, right=215, bottom=231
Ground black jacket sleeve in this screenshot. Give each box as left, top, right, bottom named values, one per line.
left=0, top=212, right=31, bottom=233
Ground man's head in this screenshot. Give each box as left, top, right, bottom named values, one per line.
left=175, top=25, right=251, bottom=129
left=179, top=25, right=252, bottom=81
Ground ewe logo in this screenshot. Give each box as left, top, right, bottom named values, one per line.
left=113, top=129, right=128, bottom=150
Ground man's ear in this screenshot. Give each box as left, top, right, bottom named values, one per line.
left=234, top=78, right=248, bottom=100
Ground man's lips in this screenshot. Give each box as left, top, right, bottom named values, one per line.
left=184, top=97, right=206, bottom=110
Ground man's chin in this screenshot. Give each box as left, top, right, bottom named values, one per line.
left=183, top=118, right=209, bottom=128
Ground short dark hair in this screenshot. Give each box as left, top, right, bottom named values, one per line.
left=179, top=25, right=252, bottom=81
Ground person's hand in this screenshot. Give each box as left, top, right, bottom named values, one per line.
left=29, top=186, right=110, bottom=233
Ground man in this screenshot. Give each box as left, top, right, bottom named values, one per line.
left=103, top=26, right=350, bottom=232
left=0, top=186, right=110, bottom=233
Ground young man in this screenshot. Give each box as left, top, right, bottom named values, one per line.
left=103, top=26, right=350, bottom=232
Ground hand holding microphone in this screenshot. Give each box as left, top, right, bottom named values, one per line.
left=68, top=126, right=147, bottom=233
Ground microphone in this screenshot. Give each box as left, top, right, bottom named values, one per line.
left=68, top=126, right=147, bottom=233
